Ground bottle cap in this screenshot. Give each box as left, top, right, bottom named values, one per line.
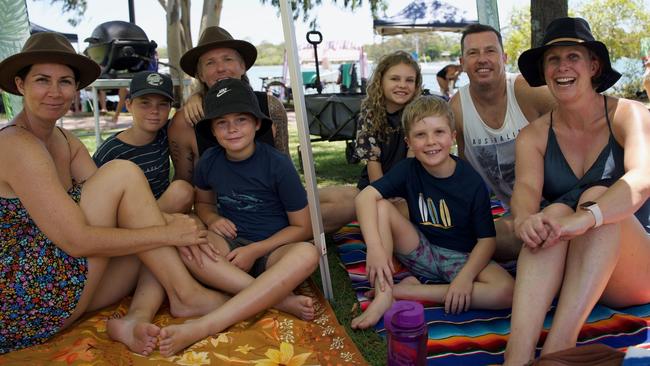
left=384, top=300, right=424, bottom=332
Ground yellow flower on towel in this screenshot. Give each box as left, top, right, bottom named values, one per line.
left=235, top=344, right=255, bottom=354
left=254, top=342, right=312, bottom=366
left=210, top=332, right=232, bottom=348
left=175, top=351, right=210, bottom=365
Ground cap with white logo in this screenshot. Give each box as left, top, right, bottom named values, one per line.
left=129, top=71, right=174, bottom=101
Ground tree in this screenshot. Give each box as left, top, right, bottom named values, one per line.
left=260, top=0, right=386, bottom=23
left=577, top=0, right=650, bottom=60
left=504, top=0, right=649, bottom=70
left=33, top=0, right=87, bottom=26
left=364, top=33, right=460, bottom=63
left=530, top=0, right=567, bottom=47
left=45, top=0, right=387, bottom=100
left=503, top=6, right=531, bottom=70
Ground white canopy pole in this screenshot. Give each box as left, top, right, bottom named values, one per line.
left=476, top=0, right=501, bottom=31
left=279, top=0, right=334, bottom=300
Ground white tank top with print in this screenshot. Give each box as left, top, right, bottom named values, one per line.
left=459, top=73, right=528, bottom=209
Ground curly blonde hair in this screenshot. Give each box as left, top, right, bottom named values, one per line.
left=360, top=51, right=422, bottom=140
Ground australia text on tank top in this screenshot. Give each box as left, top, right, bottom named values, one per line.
left=458, top=73, right=529, bottom=208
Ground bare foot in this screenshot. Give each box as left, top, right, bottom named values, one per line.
left=169, top=287, right=229, bottom=318
left=159, top=321, right=207, bottom=357
left=275, top=295, right=315, bottom=320
left=107, top=315, right=160, bottom=356
left=351, top=290, right=393, bottom=330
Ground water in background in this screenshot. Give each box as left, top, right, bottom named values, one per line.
left=246, top=61, right=468, bottom=96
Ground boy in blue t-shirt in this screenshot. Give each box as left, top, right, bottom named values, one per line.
left=351, top=96, right=514, bottom=330
left=93, top=71, right=193, bottom=213
left=158, top=78, right=319, bottom=356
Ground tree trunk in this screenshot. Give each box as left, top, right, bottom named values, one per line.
left=530, top=0, right=568, bottom=47
left=200, top=0, right=223, bottom=36
left=164, top=0, right=185, bottom=103
left=180, top=0, right=192, bottom=52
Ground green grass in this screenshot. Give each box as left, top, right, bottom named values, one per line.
left=78, top=129, right=119, bottom=155
left=286, top=124, right=386, bottom=365
left=77, top=122, right=385, bottom=365
left=288, top=132, right=360, bottom=188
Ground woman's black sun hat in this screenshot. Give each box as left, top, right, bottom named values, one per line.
left=518, top=17, right=621, bottom=93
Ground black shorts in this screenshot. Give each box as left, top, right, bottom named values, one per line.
left=225, top=237, right=270, bottom=277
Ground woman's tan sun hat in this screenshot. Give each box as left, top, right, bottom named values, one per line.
left=180, top=26, right=257, bottom=77
left=0, top=32, right=101, bottom=95
left=517, top=17, right=621, bottom=93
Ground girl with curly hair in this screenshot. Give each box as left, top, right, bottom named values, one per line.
left=320, top=51, right=422, bottom=233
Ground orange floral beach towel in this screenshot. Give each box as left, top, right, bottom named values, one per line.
left=0, top=280, right=367, bottom=365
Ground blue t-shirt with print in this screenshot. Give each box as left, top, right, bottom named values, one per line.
left=194, top=142, right=308, bottom=242
left=371, top=156, right=495, bottom=253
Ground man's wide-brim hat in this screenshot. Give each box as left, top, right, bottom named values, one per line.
left=0, top=32, right=100, bottom=95
left=518, top=17, right=621, bottom=93
left=180, top=26, right=257, bottom=77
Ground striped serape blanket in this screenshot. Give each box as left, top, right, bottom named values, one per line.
left=334, top=222, right=650, bottom=365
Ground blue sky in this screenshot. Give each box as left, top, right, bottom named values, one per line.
left=27, top=0, right=524, bottom=48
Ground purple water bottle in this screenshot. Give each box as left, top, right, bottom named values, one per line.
left=385, top=300, right=427, bottom=366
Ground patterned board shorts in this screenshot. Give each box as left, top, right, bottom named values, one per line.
left=395, top=228, right=470, bottom=283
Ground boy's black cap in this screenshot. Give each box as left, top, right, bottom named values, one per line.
left=196, top=78, right=272, bottom=147
left=129, top=71, right=174, bottom=101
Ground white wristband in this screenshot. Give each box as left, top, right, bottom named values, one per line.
left=580, top=201, right=603, bottom=228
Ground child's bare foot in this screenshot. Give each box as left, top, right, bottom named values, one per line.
left=107, top=315, right=160, bottom=356
left=159, top=320, right=207, bottom=357
left=351, top=291, right=393, bottom=330
left=275, top=295, right=315, bottom=320
left=169, top=287, right=228, bottom=318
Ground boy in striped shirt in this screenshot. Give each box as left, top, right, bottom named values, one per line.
left=93, top=71, right=193, bottom=213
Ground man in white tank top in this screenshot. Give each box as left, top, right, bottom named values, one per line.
left=449, top=24, right=555, bottom=261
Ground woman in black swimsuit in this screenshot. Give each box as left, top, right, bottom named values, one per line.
left=504, top=17, right=650, bottom=364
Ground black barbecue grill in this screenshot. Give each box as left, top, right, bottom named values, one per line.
left=84, top=21, right=157, bottom=78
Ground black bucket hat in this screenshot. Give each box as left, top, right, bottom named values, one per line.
left=518, top=17, right=621, bottom=93
left=195, top=78, right=272, bottom=148
left=180, top=26, right=257, bottom=77
left=0, top=32, right=100, bottom=95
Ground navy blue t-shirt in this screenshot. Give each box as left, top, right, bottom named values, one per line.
left=194, top=142, right=308, bottom=242
left=371, top=156, right=495, bottom=253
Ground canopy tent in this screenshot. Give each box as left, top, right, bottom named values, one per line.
left=30, top=22, right=79, bottom=43
left=280, top=1, right=333, bottom=300
left=373, top=0, right=478, bottom=36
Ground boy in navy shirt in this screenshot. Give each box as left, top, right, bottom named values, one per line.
left=159, top=78, right=319, bottom=356
left=352, top=96, right=514, bottom=330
